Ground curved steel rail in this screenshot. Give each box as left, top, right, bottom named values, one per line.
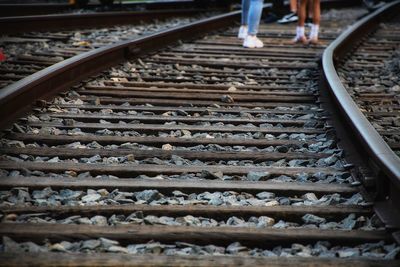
left=322, top=0, right=400, bottom=230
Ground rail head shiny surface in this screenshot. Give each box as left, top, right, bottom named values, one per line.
left=322, top=0, right=400, bottom=186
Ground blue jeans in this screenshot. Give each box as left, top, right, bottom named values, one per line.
left=241, top=0, right=264, bottom=35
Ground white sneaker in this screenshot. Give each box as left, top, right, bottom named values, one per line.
left=277, top=12, right=298, bottom=24
left=238, top=26, right=248, bottom=39
left=243, top=35, right=264, bottom=48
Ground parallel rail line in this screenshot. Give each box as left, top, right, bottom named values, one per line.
left=0, top=1, right=400, bottom=266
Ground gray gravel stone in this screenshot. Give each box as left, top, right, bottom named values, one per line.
left=247, top=171, right=271, bottom=181
left=200, top=170, right=223, bottom=180
left=134, top=190, right=163, bottom=203
left=256, top=192, right=275, bottom=200
left=90, top=215, right=108, bottom=226
left=2, top=236, right=45, bottom=253
left=344, top=193, right=364, bottom=205
left=99, top=237, right=119, bottom=249
left=81, top=192, right=102, bottom=203
left=226, top=242, right=248, bottom=254
left=32, top=187, right=54, bottom=199
left=337, top=248, right=360, bottom=258
left=81, top=240, right=101, bottom=250
left=256, top=216, right=275, bottom=228
left=77, top=217, right=92, bottom=225
left=49, top=243, right=68, bottom=252
left=340, top=214, right=356, bottom=230
left=220, top=95, right=234, bottom=103
left=226, top=216, right=246, bottom=226
left=302, top=193, right=318, bottom=202
left=319, top=222, right=339, bottom=230
left=302, top=214, right=326, bottom=225
left=107, top=245, right=129, bottom=253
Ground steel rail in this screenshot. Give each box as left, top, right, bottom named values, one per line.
left=322, top=0, right=400, bottom=231
left=0, top=5, right=272, bottom=131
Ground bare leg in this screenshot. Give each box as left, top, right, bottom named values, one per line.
left=298, top=0, right=307, bottom=27
left=290, top=0, right=297, bottom=13
left=293, top=0, right=307, bottom=44
left=312, top=0, right=320, bottom=25
left=307, top=0, right=313, bottom=20
left=309, top=0, right=320, bottom=44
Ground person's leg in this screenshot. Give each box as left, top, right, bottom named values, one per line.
left=248, top=0, right=264, bottom=36
left=241, top=0, right=250, bottom=25
left=293, top=0, right=307, bottom=43
left=244, top=0, right=264, bottom=48
left=307, top=0, right=313, bottom=19
left=305, top=0, right=313, bottom=26
left=298, top=0, right=307, bottom=27
left=309, top=0, right=320, bottom=43
left=238, top=0, right=250, bottom=39
left=290, top=0, right=297, bottom=12
left=312, top=0, right=320, bottom=25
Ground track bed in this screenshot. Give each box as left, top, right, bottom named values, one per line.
left=0, top=4, right=399, bottom=266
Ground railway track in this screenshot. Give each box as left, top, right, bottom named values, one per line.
left=0, top=1, right=400, bottom=266
left=337, top=14, right=400, bottom=156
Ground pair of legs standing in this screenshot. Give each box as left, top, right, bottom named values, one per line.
left=294, top=0, right=321, bottom=44
left=238, top=0, right=264, bottom=48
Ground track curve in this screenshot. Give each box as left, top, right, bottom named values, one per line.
left=0, top=2, right=400, bottom=266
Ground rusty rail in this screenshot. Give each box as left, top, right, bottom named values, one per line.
left=1, top=2, right=399, bottom=265
left=322, top=0, right=400, bottom=238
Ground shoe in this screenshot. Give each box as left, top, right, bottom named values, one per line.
left=238, top=26, right=248, bottom=39
left=277, top=12, right=298, bottom=24
left=291, top=35, right=308, bottom=45
left=243, top=35, right=264, bottom=48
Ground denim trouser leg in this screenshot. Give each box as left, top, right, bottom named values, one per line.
left=248, top=0, right=264, bottom=35
left=241, top=0, right=250, bottom=25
